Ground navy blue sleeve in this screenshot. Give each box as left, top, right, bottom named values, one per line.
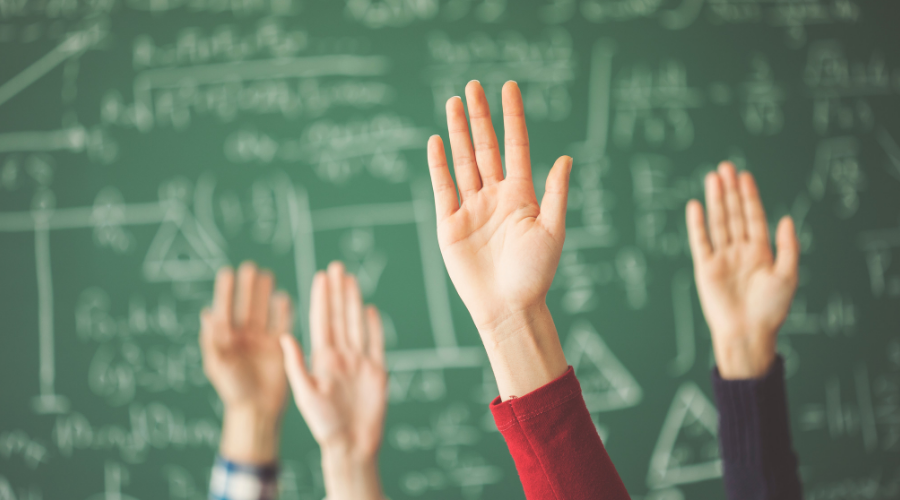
left=712, top=356, right=804, bottom=500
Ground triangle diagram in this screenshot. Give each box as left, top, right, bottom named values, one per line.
left=647, top=382, right=722, bottom=488
left=564, top=320, right=642, bottom=412
left=143, top=208, right=228, bottom=282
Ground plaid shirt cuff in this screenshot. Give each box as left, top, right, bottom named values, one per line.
left=209, top=455, right=279, bottom=500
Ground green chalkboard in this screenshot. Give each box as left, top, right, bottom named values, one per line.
left=1, top=1, right=899, bottom=498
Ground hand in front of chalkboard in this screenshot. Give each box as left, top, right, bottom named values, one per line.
left=280, top=262, right=387, bottom=500
left=686, top=162, right=799, bottom=380
left=427, top=81, right=570, bottom=400
left=200, top=262, right=292, bottom=465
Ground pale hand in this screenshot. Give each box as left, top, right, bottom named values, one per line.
left=280, top=262, right=386, bottom=500
left=427, top=80, right=570, bottom=399
left=427, top=80, right=572, bottom=336
left=686, top=162, right=800, bottom=379
left=200, top=262, right=292, bottom=463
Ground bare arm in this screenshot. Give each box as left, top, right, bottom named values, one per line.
left=426, top=81, right=630, bottom=500
left=280, top=262, right=387, bottom=500
left=427, top=80, right=571, bottom=400
left=201, top=262, right=291, bottom=465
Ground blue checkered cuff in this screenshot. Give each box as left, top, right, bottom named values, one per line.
left=209, top=455, right=279, bottom=500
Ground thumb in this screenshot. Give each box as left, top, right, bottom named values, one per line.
left=279, top=334, right=314, bottom=401
left=538, top=155, right=573, bottom=237
left=774, top=216, right=799, bottom=282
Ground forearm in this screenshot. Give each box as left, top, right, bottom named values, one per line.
left=321, top=448, right=383, bottom=500
left=219, top=407, right=281, bottom=465
left=478, top=303, right=569, bottom=401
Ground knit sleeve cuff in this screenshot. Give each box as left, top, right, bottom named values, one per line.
left=711, top=356, right=795, bottom=465
left=489, top=366, right=582, bottom=432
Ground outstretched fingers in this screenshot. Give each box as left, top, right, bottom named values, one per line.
left=427, top=135, right=459, bottom=220
left=502, top=81, right=532, bottom=182
left=686, top=200, right=713, bottom=261
left=538, top=155, right=572, bottom=237
left=445, top=96, right=482, bottom=200
left=774, top=216, right=800, bottom=281
left=465, top=81, right=504, bottom=185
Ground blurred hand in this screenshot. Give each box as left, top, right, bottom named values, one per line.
left=200, top=262, right=292, bottom=464
left=427, top=80, right=569, bottom=399
left=280, top=262, right=386, bottom=500
left=686, top=162, right=799, bottom=379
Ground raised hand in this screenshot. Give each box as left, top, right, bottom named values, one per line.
left=686, top=162, right=800, bottom=379
left=428, top=80, right=572, bottom=331
left=200, top=262, right=292, bottom=464
left=427, top=80, right=570, bottom=399
left=280, top=262, right=386, bottom=500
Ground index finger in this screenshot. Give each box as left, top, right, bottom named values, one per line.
left=502, top=81, right=532, bottom=182
left=427, top=135, right=460, bottom=221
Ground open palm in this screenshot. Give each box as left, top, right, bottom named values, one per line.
left=686, top=163, right=799, bottom=379
left=280, top=262, right=387, bottom=458
left=200, top=263, right=291, bottom=418
left=427, top=81, right=572, bottom=334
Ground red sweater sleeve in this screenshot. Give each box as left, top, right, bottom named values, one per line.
left=490, top=366, right=631, bottom=500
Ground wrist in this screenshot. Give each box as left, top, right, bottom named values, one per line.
left=219, top=405, right=281, bottom=465
left=321, top=445, right=378, bottom=471
left=478, top=303, right=568, bottom=401
left=711, top=332, right=777, bottom=380
left=321, top=446, right=382, bottom=500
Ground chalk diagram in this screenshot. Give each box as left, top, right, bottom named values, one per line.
left=647, top=382, right=721, bottom=488
left=564, top=320, right=642, bottom=412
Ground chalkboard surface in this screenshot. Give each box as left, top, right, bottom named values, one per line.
left=1, top=1, right=899, bottom=498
